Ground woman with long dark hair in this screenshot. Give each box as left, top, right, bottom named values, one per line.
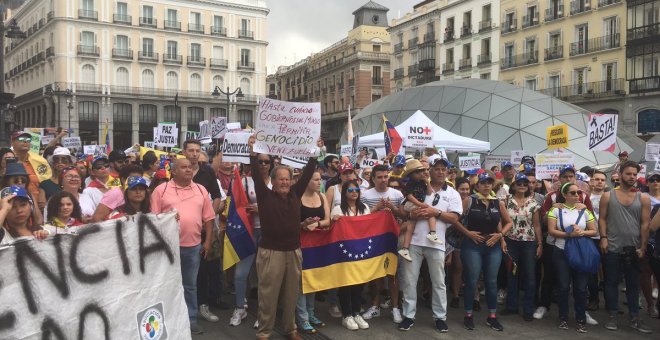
left=331, top=179, right=371, bottom=331
left=43, top=191, right=84, bottom=234
left=0, top=186, right=48, bottom=245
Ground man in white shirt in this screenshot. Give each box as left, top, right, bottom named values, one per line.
left=587, top=170, right=607, bottom=313
left=398, top=157, right=462, bottom=333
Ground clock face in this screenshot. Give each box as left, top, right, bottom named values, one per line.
left=372, top=15, right=379, bottom=24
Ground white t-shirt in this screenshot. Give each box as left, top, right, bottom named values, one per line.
left=331, top=204, right=371, bottom=218
left=360, top=187, right=405, bottom=210
left=548, top=206, right=595, bottom=250
left=82, top=187, right=104, bottom=211
left=590, top=193, right=603, bottom=240
left=411, top=183, right=462, bottom=251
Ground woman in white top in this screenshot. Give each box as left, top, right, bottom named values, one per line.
left=331, top=180, right=371, bottom=331
left=326, top=163, right=357, bottom=209
left=547, top=182, right=597, bottom=333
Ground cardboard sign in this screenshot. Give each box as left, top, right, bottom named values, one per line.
left=458, top=155, right=481, bottom=172
left=645, top=143, right=660, bottom=162
left=360, top=158, right=380, bottom=168
left=28, top=132, right=41, bottom=153
left=155, top=123, right=178, bottom=147
left=96, top=144, right=108, bottom=156
left=638, top=163, right=647, bottom=179
left=220, top=132, right=252, bottom=164
left=405, top=125, right=434, bottom=149
left=281, top=155, right=308, bottom=169
left=227, top=122, right=242, bottom=133
left=254, top=97, right=321, bottom=157
left=485, top=155, right=510, bottom=171
left=144, top=141, right=154, bottom=149
left=546, top=124, right=569, bottom=149
left=510, top=150, right=525, bottom=165
left=436, top=148, right=448, bottom=160
left=62, top=136, right=82, bottom=149
left=210, top=116, right=227, bottom=139
left=199, top=120, right=212, bottom=143
left=587, top=114, right=617, bottom=152
left=535, top=153, right=575, bottom=180
left=340, top=144, right=352, bottom=157
left=0, top=212, right=191, bottom=340
left=83, top=145, right=97, bottom=155
left=185, top=131, right=199, bottom=141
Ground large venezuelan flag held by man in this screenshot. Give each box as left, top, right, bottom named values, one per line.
left=383, top=115, right=402, bottom=155
left=301, top=211, right=400, bottom=294
left=222, top=168, right=255, bottom=270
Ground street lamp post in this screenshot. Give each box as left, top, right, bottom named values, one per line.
left=44, top=86, right=73, bottom=129
left=0, top=19, right=26, bottom=147
left=211, top=86, right=243, bottom=121
left=67, top=100, right=74, bottom=131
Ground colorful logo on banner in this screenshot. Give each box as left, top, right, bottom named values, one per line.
left=546, top=124, right=569, bottom=149
left=137, top=302, right=168, bottom=340
left=587, top=114, right=617, bottom=152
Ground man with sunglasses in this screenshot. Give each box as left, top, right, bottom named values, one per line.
left=10, top=131, right=52, bottom=204
left=38, top=147, right=76, bottom=207
left=398, top=155, right=462, bottom=333
left=108, top=150, right=129, bottom=179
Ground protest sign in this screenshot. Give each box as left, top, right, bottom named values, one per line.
left=638, top=163, right=647, bottom=179
left=282, top=155, right=308, bottom=169
left=405, top=125, right=434, bottom=149
left=83, top=145, right=97, bottom=155
left=458, top=155, right=481, bottom=172
left=587, top=113, right=617, bottom=152
left=96, top=144, right=108, bottom=156
left=645, top=143, right=660, bottom=162
left=227, top=122, right=242, bottom=132
left=535, top=153, right=575, bottom=180
left=254, top=97, right=321, bottom=157
left=360, top=158, right=380, bottom=168
left=185, top=131, right=199, bottom=141
left=220, top=132, right=252, bottom=164
left=340, top=144, right=352, bottom=157
left=485, top=155, right=510, bottom=171
left=28, top=132, right=41, bottom=153
left=436, top=147, right=448, bottom=160
left=199, top=120, right=212, bottom=143
left=62, top=136, right=82, bottom=149
left=374, top=147, right=386, bottom=160
left=546, top=124, right=569, bottom=149
left=155, top=123, right=178, bottom=147
left=511, top=150, right=525, bottom=165
left=144, top=141, right=154, bottom=149
left=0, top=212, right=191, bottom=340
left=210, top=117, right=227, bottom=139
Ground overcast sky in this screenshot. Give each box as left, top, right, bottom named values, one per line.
left=266, top=0, right=415, bottom=74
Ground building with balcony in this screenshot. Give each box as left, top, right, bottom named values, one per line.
left=499, top=0, right=630, bottom=129
left=269, top=1, right=391, bottom=150
left=3, top=0, right=268, bottom=149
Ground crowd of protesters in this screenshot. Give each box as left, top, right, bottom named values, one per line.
left=1, top=130, right=659, bottom=339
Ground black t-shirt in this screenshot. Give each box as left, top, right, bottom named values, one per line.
left=193, top=164, right=222, bottom=201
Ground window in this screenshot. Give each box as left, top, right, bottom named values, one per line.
left=190, top=43, right=201, bottom=60
left=237, top=109, right=253, bottom=128
left=548, top=74, right=561, bottom=96
left=113, top=103, right=132, bottom=124
left=240, top=77, right=251, bottom=93
left=480, top=72, right=491, bottom=79
left=115, top=35, right=128, bottom=54
left=142, top=5, right=153, bottom=21
left=81, top=31, right=95, bottom=46
left=82, top=0, right=94, bottom=11
left=167, top=41, right=177, bottom=57
left=163, top=106, right=181, bottom=125
left=373, top=44, right=381, bottom=52
left=191, top=12, right=201, bottom=24
left=166, top=71, right=178, bottom=91
left=214, top=15, right=223, bottom=28
left=142, top=38, right=154, bottom=55
left=117, top=2, right=127, bottom=15
left=573, top=68, right=587, bottom=94
left=373, top=66, right=381, bottom=81
left=211, top=107, right=227, bottom=118
left=116, top=67, right=129, bottom=87
left=188, top=107, right=204, bottom=128
left=142, top=69, right=154, bottom=88
left=82, top=64, right=95, bottom=83
left=213, top=46, right=224, bottom=59
left=240, top=49, right=250, bottom=65
left=241, top=19, right=249, bottom=31
left=190, top=73, right=202, bottom=92
left=167, top=9, right=177, bottom=22
left=525, top=78, right=537, bottom=90
left=213, top=75, right=223, bottom=88
left=78, top=101, right=99, bottom=122
left=139, top=103, right=157, bottom=144
left=638, top=109, right=660, bottom=134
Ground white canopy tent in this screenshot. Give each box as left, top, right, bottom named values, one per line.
left=358, top=110, right=491, bottom=152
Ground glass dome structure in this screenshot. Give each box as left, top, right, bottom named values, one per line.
left=352, top=79, right=643, bottom=168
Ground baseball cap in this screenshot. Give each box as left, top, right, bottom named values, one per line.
left=92, top=155, right=109, bottom=164
left=109, top=150, right=127, bottom=162
left=559, top=165, right=575, bottom=175
left=646, top=170, right=660, bottom=180
left=338, top=163, right=354, bottom=174
left=618, top=151, right=628, bottom=157
left=478, top=172, right=495, bottom=183
left=47, top=146, right=76, bottom=164
left=501, top=161, right=513, bottom=169
left=393, top=155, right=406, bottom=167
left=520, top=155, right=535, bottom=165
left=0, top=185, right=33, bottom=205
left=427, top=154, right=451, bottom=168
left=10, top=131, right=31, bottom=141
left=126, top=176, right=148, bottom=189
left=514, top=173, right=530, bottom=183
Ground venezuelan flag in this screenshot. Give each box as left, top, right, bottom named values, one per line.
left=222, top=168, right=255, bottom=270
left=102, top=118, right=111, bottom=152
left=301, top=211, right=400, bottom=294
left=383, top=115, right=402, bottom=155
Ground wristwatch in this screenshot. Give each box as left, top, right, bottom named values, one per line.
left=437, top=210, right=442, bottom=218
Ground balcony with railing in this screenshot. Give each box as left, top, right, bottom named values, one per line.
left=112, top=48, right=133, bottom=60
left=408, top=64, right=418, bottom=75
left=338, top=82, right=344, bottom=90
left=570, top=0, right=592, bottom=15
left=502, top=19, right=517, bottom=34
left=210, top=58, right=228, bottom=69
left=39, top=18, right=45, bottom=28
left=393, top=68, right=404, bottom=80
left=501, top=50, right=538, bottom=69
left=544, top=5, right=564, bottom=22
left=47, top=11, right=55, bottom=21
left=459, top=58, right=472, bottom=70
left=113, top=14, right=131, bottom=25
left=538, top=78, right=625, bottom=100
left=394, top=42, right=404, bottom=54
left=477, top=53, right=491, bottom=65
left=420, top=59, right=436, bottom=71
left=544, top=45, right=564, bottom=61
left=329, top=84, right=335, bottom=92
left=627, top=22, right=660, bottom=43
left=442, top=62, right=455, bottom=75
left=629, top=76, right=660, bottom=94
left=598, top=0, right=621, bottom=7
left=238, top=61, right=256, bottom=70
left=163, top=53, right=182, bottom=64
left=461, top=25, right=472, bottom=38
left=187, top=56, right=206, bottom=67
left=444, top=30, right=455, bottom=43
left=569, top=33, right=620, bottom=56
left=349, top=78, right=355, bottom=86
left=138, top=51, right=158, bottom=62
left=188, top=23, right=204, bottom=33
left=408, top=37, right=419, bottom=49
left=77, top=45, right=99, bottom=57
left=418, top=73, right=440, bottom=85
left=78, top=9, right=98, bottom=21
left=46, top=46, right=55, bottom=58
left=423, top=31, right=435, bottom=43
left=139, top=17, right=157, bottom=27
left=479, top=20, right=492, bottom=32
left=522, top=13, right=539, bottom=29
left=211, top=26, right=227, bottom=36
left=372, top=78, right=383, bottom=86
left=164, top=20, right=181, bottom=31
left=238, top=30, right=254, bottom=39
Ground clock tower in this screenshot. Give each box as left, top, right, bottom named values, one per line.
left=352, top=1, right=389, bottom=29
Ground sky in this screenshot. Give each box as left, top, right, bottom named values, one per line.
left=266, top=0, right=415, bottom=74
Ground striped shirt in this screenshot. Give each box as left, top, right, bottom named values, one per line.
left=361, top=187, right=405, bottom=210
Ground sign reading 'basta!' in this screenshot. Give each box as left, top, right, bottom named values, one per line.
left=254, top=97, right=321, bottom=157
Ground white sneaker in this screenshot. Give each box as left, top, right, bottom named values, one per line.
left=328, top=304, right=342, bottom=318
left=353, top=315, right=369, bottom=329
left=253, top=320, right=259, bottom=329
left=653, top=288, right=658, bottom=299
left=199, top=304, right=219, bottom=322
left=585, top=312, right=598, bottom=325
left=362, top=306, right=380, bottom=320
left=533, top=306, right=547, bottom=320
left=398, top=248, right=413, bottom=262
left=380, top=297, right=392, bottom=309
left=497, top=289, right=506, bottom=305
left=342, top=316, right=359, bottom=330
left=229, top=308, right=247, bottom=326
left=426, top=231, right=443, bottom=244
left=392, top=308, right=403, bottom=323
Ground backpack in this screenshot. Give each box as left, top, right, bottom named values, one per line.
left=558, top=208, right=600, bottom=274
left=445, top=196, right=474, bottom=248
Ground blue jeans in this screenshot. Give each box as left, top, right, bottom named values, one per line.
left=180, top=244, right=202, bottom=324
left=603, top=251, right=641, bottom=316
left=461, top=238, right=502, bottom=313
left=295, top=291, right=317, bottom=323
left=234, top=228, right=261, bottom=308
left=553, top=246, right=588, bottom=322
left=400, top=244, right=447, bottom=320
left=505, top=238, right=537, bottom=315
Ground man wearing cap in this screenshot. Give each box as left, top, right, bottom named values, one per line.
left=38, top=147, right=76, bottom=206
left=398, top=157, right=462, bottom=333
left=613, top=151, right=629, bottom=174
left=322, top=154, right=340, bottom=188
left=390, top=155, right=407, bottom=180
left=10, top=131, right=52, bottom=203
left=108, top=149, right=129, bottom=181
left=496, top=161, right=516, bottom=199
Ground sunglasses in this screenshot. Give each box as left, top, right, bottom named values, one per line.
left=648, top=177, right=660, bottom=183
left=52, top=156, right=72, bottom=164
left=258, top=160, right=271, bottom=165
left=347, top=187, right=360, bottom=193
left=432, top=193, right=440, bottom=206
left=566, top=190, right=579, bottom=196
left=93, top=163, right=110, bottom=170
left=515, top=180, right=529, bottom=186
left=16, top=136, right=31, bottom=143
left=10, top=176, right=28, bottom=184
left=114, top=159, right=128, bottom=164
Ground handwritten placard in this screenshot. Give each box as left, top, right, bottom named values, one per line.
left=340, top=144, right=352, bottom=157
left=62, top=136, right=82, bottom=149
left=155, top=123, right=178, bottom=147
left=83, top=145, right=97, bottom=155
left=254, top=97, right=321, bottom=157
left=211, top=116, right=227, bottom=139
left=535, top=153, right=575, bottom=180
